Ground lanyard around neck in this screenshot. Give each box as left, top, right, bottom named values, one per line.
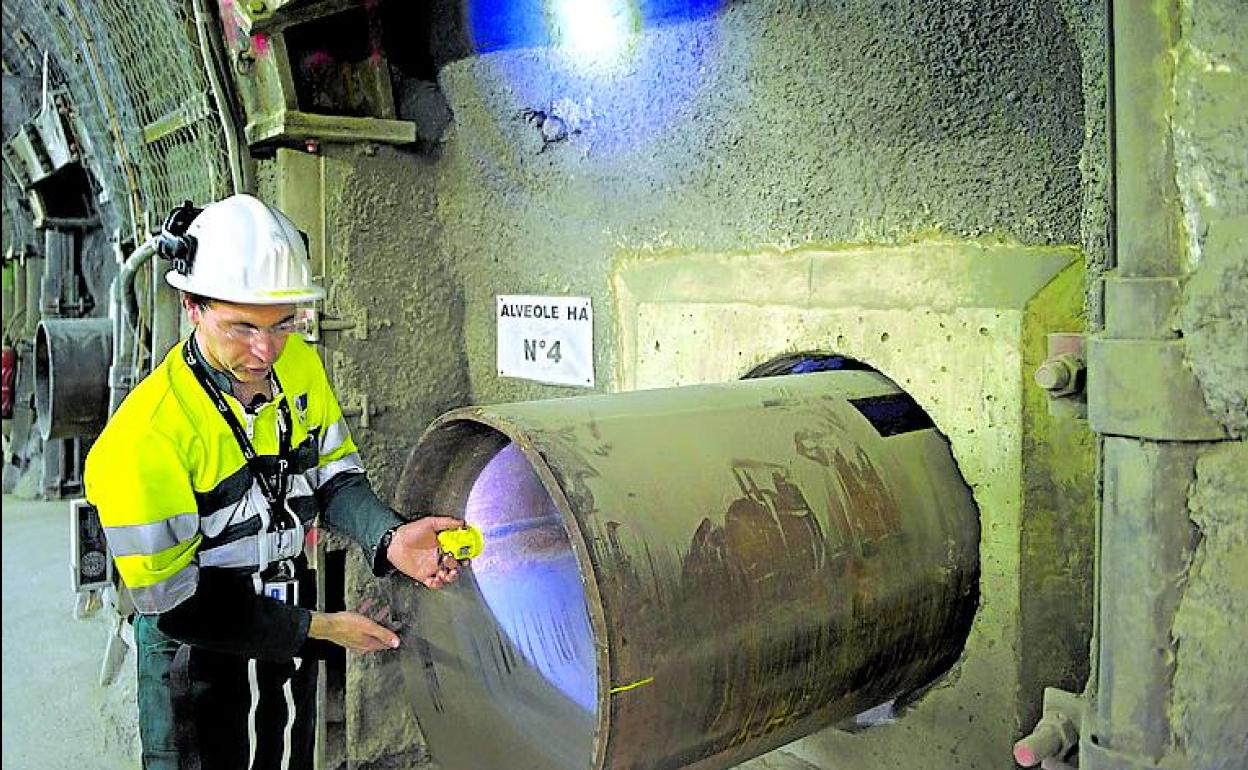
left=183, top=339, right=292, bottom=511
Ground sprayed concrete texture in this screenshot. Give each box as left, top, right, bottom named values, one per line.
left=267, top=144, right=472, bottom=496
left=433, top=0, right=1092, bottom=406
left=1, top=495, right=139, bottom=770
left=1173, top=0, right=1248, bottom=437
left=614, top=243, right=1094, bottom=769
left=1174, top=442, right=1248, bottom=766
left=317, top=145, right=473, bottom=769
left=1054, top=0, right=1111, bottom=322
left=263, top=143, right=474, bottom=769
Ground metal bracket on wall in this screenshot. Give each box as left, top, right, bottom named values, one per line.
left=230, top=0, right=357, bottom=36
left=1088, top=276, right=1228, bottom=440
left=339, top=392, right=375, bottom=429
left=2, top=89, right=79, bottom=188
left=318, top=307, right=368, bottom=341
left=141, top=93, right=213, bottom=145
left=245, top=110, right=415, bottom=147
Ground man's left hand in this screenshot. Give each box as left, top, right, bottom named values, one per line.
left=386, top=516, right=467, bottom=589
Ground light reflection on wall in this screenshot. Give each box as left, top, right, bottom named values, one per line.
left=466, top=0, right=723, bottom=53
left=462, top=0, right=726, bottom=157
left=549, top=0, right=638, bottom=71
left=464, top=441, right=598, bottom=713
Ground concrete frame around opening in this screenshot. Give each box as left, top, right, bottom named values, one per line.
left=612, top=241, right=1094, bottom=770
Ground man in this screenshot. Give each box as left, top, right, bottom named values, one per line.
left=85, top=193, right=464, bottom=770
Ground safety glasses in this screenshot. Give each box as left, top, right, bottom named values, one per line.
left=207, top=308, right=306, bottom=343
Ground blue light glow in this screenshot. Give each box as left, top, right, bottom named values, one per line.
left=465, top=442, right=598, bottom=713
left=466, top=0, right=723, bottom=54
left=462, top=0, right=726, bottom=158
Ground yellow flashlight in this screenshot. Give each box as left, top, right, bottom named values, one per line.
left=436, top=525, right=483, bottom=561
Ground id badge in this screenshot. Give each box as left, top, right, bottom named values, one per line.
left=262, top=579, right=299, bottom=606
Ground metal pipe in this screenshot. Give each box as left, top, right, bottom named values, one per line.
left=1111, top=0, right=1179, bottom=278
left=1083, top=3, right=1202, bottom=769
left=23, top=253, right=42, bottom=340
left=2, top=257, right=14, bottom=336
left=108, top=236, right=158, bottom=415
left=41, top=228, right=73, bottom=318
left=34, top=317, right=112, bottom=440
left=393, top=370, right=980, bottom=770
left=12, top=254, right=27, bottom=340
left=1089, top=438, right=1198, bottom=765
left=192, top=0, right=252, bottom=194
left=117, top=237, right=158, bottom=335
left=149, top=250, right=182, bottom=365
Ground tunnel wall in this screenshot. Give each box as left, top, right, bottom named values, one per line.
left=7, top=0, right=1246, bottom=768
left=436, top=0, right=1099, bottom=406
left=1168, top=0, right=1248, bottom=763
left=251, top=2, right=1107, bottom=768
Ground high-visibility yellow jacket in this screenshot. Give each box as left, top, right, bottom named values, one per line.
left=85, top=334, right=399, bottom=618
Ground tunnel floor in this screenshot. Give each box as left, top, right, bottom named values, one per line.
left=1, top=494, right=139, bottom=769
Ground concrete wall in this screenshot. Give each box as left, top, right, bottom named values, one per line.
left=1171, top=0, right=1248, bottom=764
left=433, top=0, right=1096, bottom=405
left=286, top=2, right=1109, bottom=768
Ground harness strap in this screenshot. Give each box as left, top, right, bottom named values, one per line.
left=184, top=336, right=301, bottom=577
left=183, top=338, right=292, bottom=510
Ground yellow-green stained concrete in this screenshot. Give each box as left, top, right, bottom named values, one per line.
left=1018, top=262, right=1096, bottom=710
left=614, top=242, right=1094, bottom=769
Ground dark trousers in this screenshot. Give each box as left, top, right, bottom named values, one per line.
left=134, top=614, right=318, bottom=770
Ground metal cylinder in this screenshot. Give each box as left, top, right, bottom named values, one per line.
left=2, top=259, right=15, bottom=335
left=34, top=317, right=112, bottom=440
left=394, top=369, right=980, bottom=770
left=150, top=251, right=182, bottom=364
left=24, top=255, right=42, bottom=340
left=41, top=228, right=74, bottom=317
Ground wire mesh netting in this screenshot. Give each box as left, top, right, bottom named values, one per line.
left=3, top=0, right=232, bottom=240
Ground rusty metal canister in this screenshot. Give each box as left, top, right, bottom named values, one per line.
left=393, top=369, right=979, bottom=770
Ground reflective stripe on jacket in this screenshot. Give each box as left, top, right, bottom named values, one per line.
left=85, top=335, right=365, bottom=614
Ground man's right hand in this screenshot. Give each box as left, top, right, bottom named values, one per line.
left=308, top=611, right=399, bottom=653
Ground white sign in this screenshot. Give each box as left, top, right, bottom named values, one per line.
left=497, top=295, right=594, bottom=387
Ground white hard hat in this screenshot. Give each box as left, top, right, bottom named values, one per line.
left=163, top=194, right=325, bottom=305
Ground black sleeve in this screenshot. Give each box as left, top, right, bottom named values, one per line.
left=317, top=471, right=405, bottom=576
left=157, top=473, right=405, bottom=660
left=155, top=569, right=311, bottom=662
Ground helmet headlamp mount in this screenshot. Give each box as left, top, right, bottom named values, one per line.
left=158, top=200, right=203, bottom=276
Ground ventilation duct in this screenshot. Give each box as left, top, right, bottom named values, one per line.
left=34, top=318, right=111, bottom=440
